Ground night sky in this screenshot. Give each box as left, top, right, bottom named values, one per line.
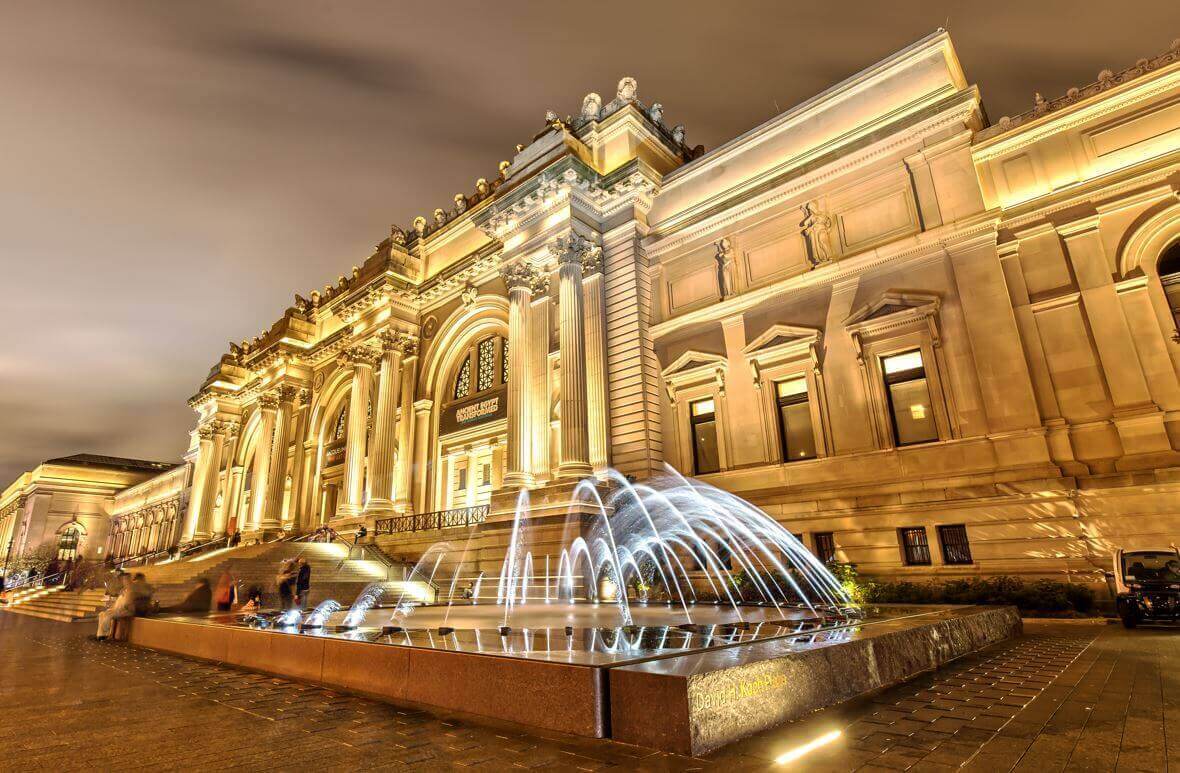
left=1, top=0, right=1177, bottom=485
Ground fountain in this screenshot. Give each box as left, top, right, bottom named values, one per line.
left=133, top=469, right=1021, bottom=755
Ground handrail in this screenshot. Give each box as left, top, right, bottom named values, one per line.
left=0, top=570, right=68, bottom=598
left=374, top=505, right=488, bottom=535
left=112, top=534, right=230, bottom=570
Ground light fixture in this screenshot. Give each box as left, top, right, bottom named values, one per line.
left=774, top=729, right=842, bottom=765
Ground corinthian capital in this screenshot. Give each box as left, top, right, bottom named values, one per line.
left=499, top=261, right=537, bottom=291
left=549, top=233, right=592, bottom=266
left=581, top=244, right=603, bottom=276
left=257, top=393, right=279, bottom=410
left=197, top=423, right=217, bottom=441
left=274, top=384, right=301, bottom=404
left=339, top=345, right=379, bottom=369
left=378, top=330, right=419, bottom=358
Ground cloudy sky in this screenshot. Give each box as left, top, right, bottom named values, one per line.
left=1, top=0, right=1176, bottom=485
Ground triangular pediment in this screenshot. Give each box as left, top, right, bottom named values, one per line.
left=660, top=350, right=727, bottom=379
left=844, top=291, right=940, bottom=328
left=742, top=324, right=821, bottom=357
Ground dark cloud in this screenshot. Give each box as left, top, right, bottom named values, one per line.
left=1, top=0, right=1177, bottom=485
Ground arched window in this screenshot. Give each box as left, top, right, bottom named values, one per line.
left=57, top=524, right=82, bottom=561
left=332, top=404, right=348, bottom=441
left=451, top=335, right=508, bottom=401
left=1159, top=240, right=1180, bottom=335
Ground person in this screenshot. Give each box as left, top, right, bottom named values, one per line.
left=95, top=574, right=135, bottom=640
left=214, top=570, right=237, bottom=612
left=295, top=557, right=311, bottom=610
left=276, top=559, right=296, bottom=610
left=27, top=566, right=38, bottom=586
left=229, top=530, right=241, bottom=548
left=131, top=573, right=155, bottom=615
left=242, top=585, right=264, bottom=611
left=45, top=559, right=61, bottom=586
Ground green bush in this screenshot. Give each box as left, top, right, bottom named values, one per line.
left=832, top=567, right=1097, bottom=616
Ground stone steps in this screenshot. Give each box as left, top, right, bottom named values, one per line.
left=2, top=589, right=108, bottom=622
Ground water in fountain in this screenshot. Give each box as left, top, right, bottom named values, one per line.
left=304, top=599, right=340, bottom=628
left=373, top=467, right=854, bottom=631
left=276, top=608, right=302, bottom=627
left=342, top=583, right=387, bottom=628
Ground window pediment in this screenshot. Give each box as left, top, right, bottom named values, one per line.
left=742, top=324, right=822, bottom=366
left=844, top=291, right=940, bottom=341
left=661, top=350, right=727, bottom=402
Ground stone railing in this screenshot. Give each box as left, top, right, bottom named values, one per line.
left=374, top=505, right=489, bottom=535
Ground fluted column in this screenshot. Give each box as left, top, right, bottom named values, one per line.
left=552, top=234, right=594, bottom=479
left=412, top=400, right=432, bottom=513
left=366, top=332, right=408, bottom=513
left=501, top=262, right=536, bottom=487
left=260, top=386, right=298, bottom=532
left=222, top=465, right=244, bottom=534
left=529, top=289, right=552, bottom=483
left=181, top=424, right=215, bottom=542
left=582, top=250, right=609, bottom=474
left=211, top=422, right=240, bottom=536
left=394, top=351, right=419, bottom=513
left=194, top=421, right=231, bottom=540
left=340, top=347, right=377, bottom=515
left=247, top=394, right=277, bottom=530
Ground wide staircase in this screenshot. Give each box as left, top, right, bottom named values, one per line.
left=132, top=540, right=432, bottom=609
left=2, top=587, right=109, bottom=622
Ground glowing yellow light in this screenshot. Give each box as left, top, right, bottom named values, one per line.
left=910, top=404, right=927, bottom=419
left=775, top=729, right=841, bottom=765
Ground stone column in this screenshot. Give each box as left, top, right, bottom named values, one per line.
left=222, top=465, right=244, bottom=534
left=194, top=421, right=229, bottom=540
left=248, top=394, right=277, bottom=530
left=211, top=423, right=240, bottom=536
left=286, top=394, right=310, bottom=529
left=394, top=351, right=420, bottom=513
left=339, top=348, right=377, bottom=515
left=552, top=234, right=594, bottom=479
left=582, top=250, right=609, bottom=474
left=412, top=400, right=432, bottom=513
left=261, top=386, right=298, bottom=532
left=501, top=262, right=536, bottom=487
left=528, top=289, right=552, bottom=483
left=365, top=332, right=405, bottom=513
left=181, top=424, right=215, bottom=543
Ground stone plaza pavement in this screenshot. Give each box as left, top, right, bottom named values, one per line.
left=0, top=614, right=1175, bottom=771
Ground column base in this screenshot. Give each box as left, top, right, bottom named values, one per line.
left=393, top=499, right=414, bottom=514
left=362, top=498, right=395, bottom=516
left=503, top=472, right=536, bottom=488
left=557, top=462, right=594, bottom=480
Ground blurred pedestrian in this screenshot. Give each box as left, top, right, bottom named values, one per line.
left=214, top=570, right=237, bottom=612
left=296, top=557, right=311, bottom=610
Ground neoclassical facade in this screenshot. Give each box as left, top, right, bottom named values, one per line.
left=132, top=32, right=1180, bottom=585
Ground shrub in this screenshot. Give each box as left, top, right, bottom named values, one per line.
left=861, top=574, right=1096, bottom=616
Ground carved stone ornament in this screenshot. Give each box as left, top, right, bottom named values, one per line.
left=581, top=92, right=602, bottom=121
left=197, top=423, right=216, bottom=441
left=581, top=244, right=603, bottom=276
left=258, top=392, right=279, bottom=410
left=433, top=208, right=447, bottom=227
left=413, top=216, right=427, bottom=236
left=714, top=237, right=735, bottom=299
left=275, top=384, right=302, bottom=403
left=397, top=333, right=419, bottom=358
left=500, top=261, right=537, bottom=291
left=461, top=283, right=479, bottom=307
left=454, top=194, right=468, bottom=214
left=422, top=315, right=438, bottom=339
left=390, top=225, right=406, bottom=245
left=648, top=102, right=664, bottom=125
left=544, top=109, right=559, bottom=123
left=475, top=178, right=490, bottom=197
left=616, top=76, right=638, bottom=102
left=671, top=124, right=686, bottom=144
left=800, top=201, right=834, bottom=267
left=549, top=232, right=592, bottom=265
left=313, top=372, right=325, bottom=391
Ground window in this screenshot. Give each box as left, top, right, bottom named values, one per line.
left=775, top=377, right=816, bottom=462
left=689, top=398, right=720, bottom=475
left=454, top=359, right=471, bottom=400
left=332, top=405, right=348, bottom=441
left=1160, top=241, right=1180, bottom=331
left=813, top=532, right=836, bottom=564
left=481, top=463, right=492, bottom=487
left=454, top=466, right=468, bottom=492
left=899, top=527, right=931, bottom=566
left=501, top=339, right=509, bottom=384
left=882, top=350, right=938, bottom=446
left=57, top=526, right=81, bottom=561
left=937, top=524, right=973, bottom=565
left=477, top=337, right=496, bottom=391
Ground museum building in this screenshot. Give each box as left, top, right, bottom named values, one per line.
left=4, top=31, right=1180, bottom=586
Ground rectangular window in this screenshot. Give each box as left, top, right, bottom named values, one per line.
left=882, top=350, right=938, bottom=446
left=481, top=463, right=491, bottom=487
left=899, top=526, right=931, bottom=566
left=775, top=377, right=816, bottom=462
left=689, top=398, right=720, bottom=475
left=813, top=532, right=836, bottom=564
left=937, top=524, right=973, bottom=565
left=455, top=466, right=468, bottom=492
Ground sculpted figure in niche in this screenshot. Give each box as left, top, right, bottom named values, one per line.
left=616, top=77, right=638, bottom=102
left=581, top=92, right=602, bottom=121
left=714, top=238, right=735, bottom=299
left=801, top=202, right=833, bottom=267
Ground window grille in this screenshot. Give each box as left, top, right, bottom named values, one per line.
left=899, top=526, right=931, bottom=565
left=454, top=359, right=471, bottom=399
left=477, top=338, right=495, bottom=391
left=937, top=524, right=973, bottom=565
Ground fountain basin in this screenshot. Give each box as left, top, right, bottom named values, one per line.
left=124, top=603, right=1019, bottom=753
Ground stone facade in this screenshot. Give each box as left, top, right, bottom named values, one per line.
left=46, top=32, right=1179, bottom=587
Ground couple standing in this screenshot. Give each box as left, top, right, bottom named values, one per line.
left=277, top=557, right=311, bottom=611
